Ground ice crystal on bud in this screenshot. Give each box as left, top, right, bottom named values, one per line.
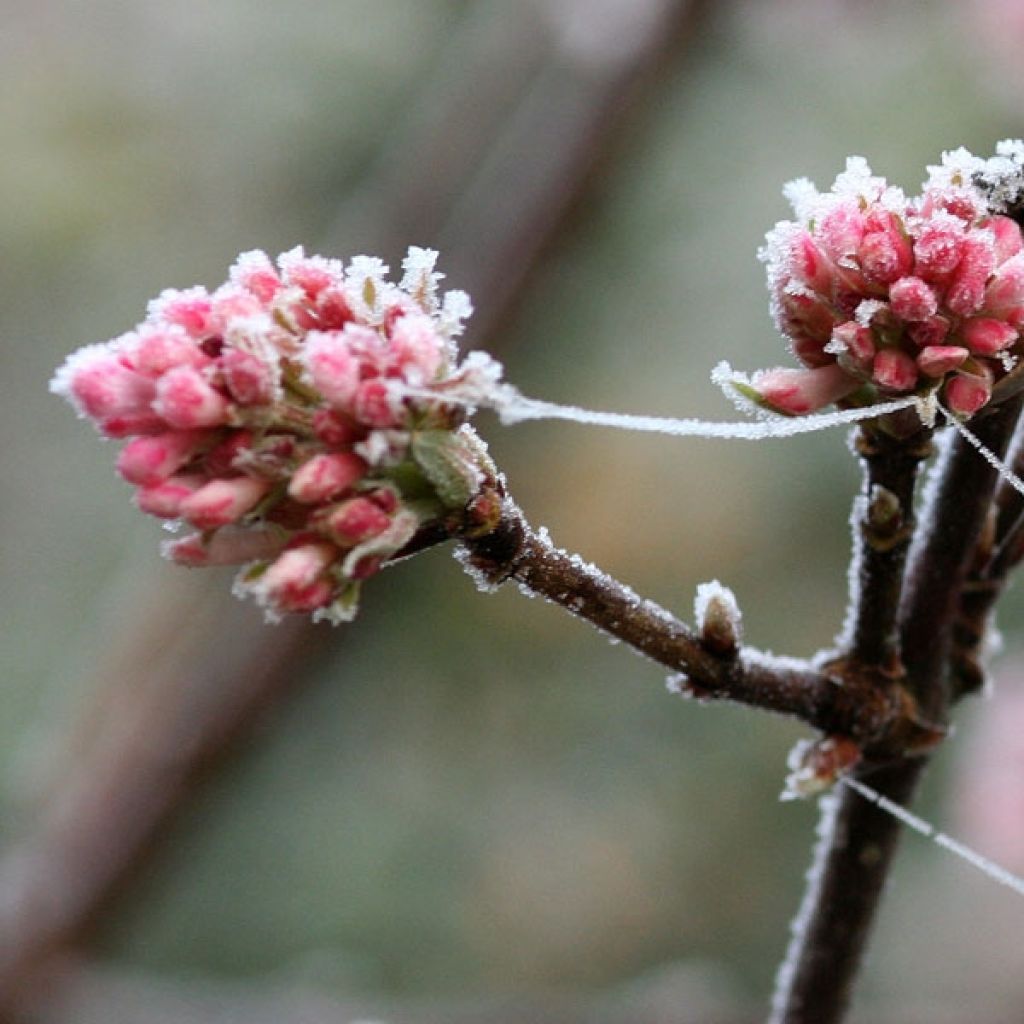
left=52, top=247, right=501, bottom=623
left=746, top=144, right=1024, bottom=421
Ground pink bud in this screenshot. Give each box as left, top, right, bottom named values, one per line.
left=116, top=430, right=206, bottom=485
left=908, top=315, right=951, bottom=348
left=916, top=345, right=969, bottom=378
left=259, top=541, right=337, bottom=608
left=229, top=251, right=282, bottom=304
left=872, top=349, right=918, bottom=391
left=388, top=313, right=444, bottom=383
left=154, top=366, right=230, bottom=429
left=136, top=473, right=205, bottom=518
left=312, top=408, right=361, bottom=446
left=753, top=363, right=859, bottom=415
left=288, top=452, right=367, bottom=504
left=987, top=215, right=1024, bottom=265
left=858, top=215, right=912, bottom=285
left=163, top=527, right=286, bottom=566
left=778, top=290, right=838, bottom=366
left=303, top=329, right=364, bottom=409
left=210, top=287, right=264, bottom=334
left=99, top=412, right=167, bottom=438
left=962, top=318, right=1018, bottom=356
left=221, top=348, right=277, bottom=405
left=816, top=202, right=866, bottom=263
left=56, top=348, right=156, bottom=424
left=179, top=476, right=271, bottom=529
left=321, top=497, right=391, bottom=546
left=946, top=373, right=992, bottom=417
left=274, top=577, right=336, bottom=612
left=279, top=251, right=340, bottom=299
left=204, top=430, right=253, bottom=476
left=889, top=276, right=938, bottom=322
left=353, top=378, right=403, bottom=427
left=831, top=321, right=875, bottom=363
left=913, top=218, right=965, bottom=280
left=131, top=325, right=209, bottom=377
left=315, top=286, right=354, bottom=330
left=946, top=233, right=997, bottom=316
left=920, top=185, right=982, bottom=223
left=984, top=251, right=1024, bottom=322
left=149, top=288, right=214, bottom=339
left=789, top=230, right=834, bottom=295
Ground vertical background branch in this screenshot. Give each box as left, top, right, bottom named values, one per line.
left=771, top=397, right=1024, bottom=1024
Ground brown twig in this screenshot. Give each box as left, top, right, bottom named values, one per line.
left=839, top=424, right=933, bottom=671
left=459, top=496, right=930, bottom=743
left=769, top=396, right=1024, bottom=1024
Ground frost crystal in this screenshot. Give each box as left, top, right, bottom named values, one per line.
left=52, top=247, right=500, bottom=623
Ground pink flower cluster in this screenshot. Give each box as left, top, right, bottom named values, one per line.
left=752, top=145, right=1024, bottom=418
left=52, top=247, right=500, bottom=622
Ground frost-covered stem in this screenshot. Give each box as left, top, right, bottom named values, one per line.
left=772, top=397, right=1023, bottom=1024
left=842, top=425, right=932, bottom=669
left=462, top=498, right=890, bottom=734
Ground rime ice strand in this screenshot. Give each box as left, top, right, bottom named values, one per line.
left=745, top=142, right=1024, bottom=420
left=51, top=247, right=502, bottom=622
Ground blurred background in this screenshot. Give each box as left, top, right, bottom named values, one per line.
left=4, top=1, right=1024, bottom=1021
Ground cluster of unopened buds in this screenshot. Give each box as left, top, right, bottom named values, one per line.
left=748, top=142, right=1024, bottom=420
left=52, top=246, right=502, bottom=622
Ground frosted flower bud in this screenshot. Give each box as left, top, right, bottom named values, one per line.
left=303, top=328, right=365, bottom=409
left=116, top=430, right=207, bottom=485
left=913, top=218, right=965, bottom=279
left=221, top=347, right=278, bottom=406
left=816, top=201, right=866, bottom=263
left=179, top=476, right=272, bottom=530
left=988, top=215, right=1024, bottom=264
left=907, top=314, right=950, bottom=348
left=790, top=230, right=835, bottom=295
left=229, top=250, right=282, bottom=304
left=131, top=325, right=209, bottom=377
left=52, top=246, right=500, bottom=623
left=52, top=346, right=156, bottom=425
left=917, top=345, right=969, bottom=378
left=136, top=474, right=205, bottom=519
left=946, top=233, right=997, bottom=316
left=983, top=251, right=1024, bottom=322
left=946, top=371, right=993, bottom=417
left=153, top=366, right=230, bottom=429
left=757, top=146, right=1024, bottom=421
left=288, top=452, right=366, bottom=504
left=858, top=215, right=912, bottom=285
left=830, top=321, right=875, bottom=363
left=872, top=349, right=918, bottom=391
left=752, top=364, right=860, bottom=415
left=148, top=287, right=214, bottom=339
left=889, top=276, right=938, bottom=322
left=963, top=317, right=1018, bottom=356
left=163, top=526, right=286, bottom=567
left=387, top=313, right=445, bottom=383
left=247, top=541, right=339, bottom=615
left=320, top=496, right=392, bottom=547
